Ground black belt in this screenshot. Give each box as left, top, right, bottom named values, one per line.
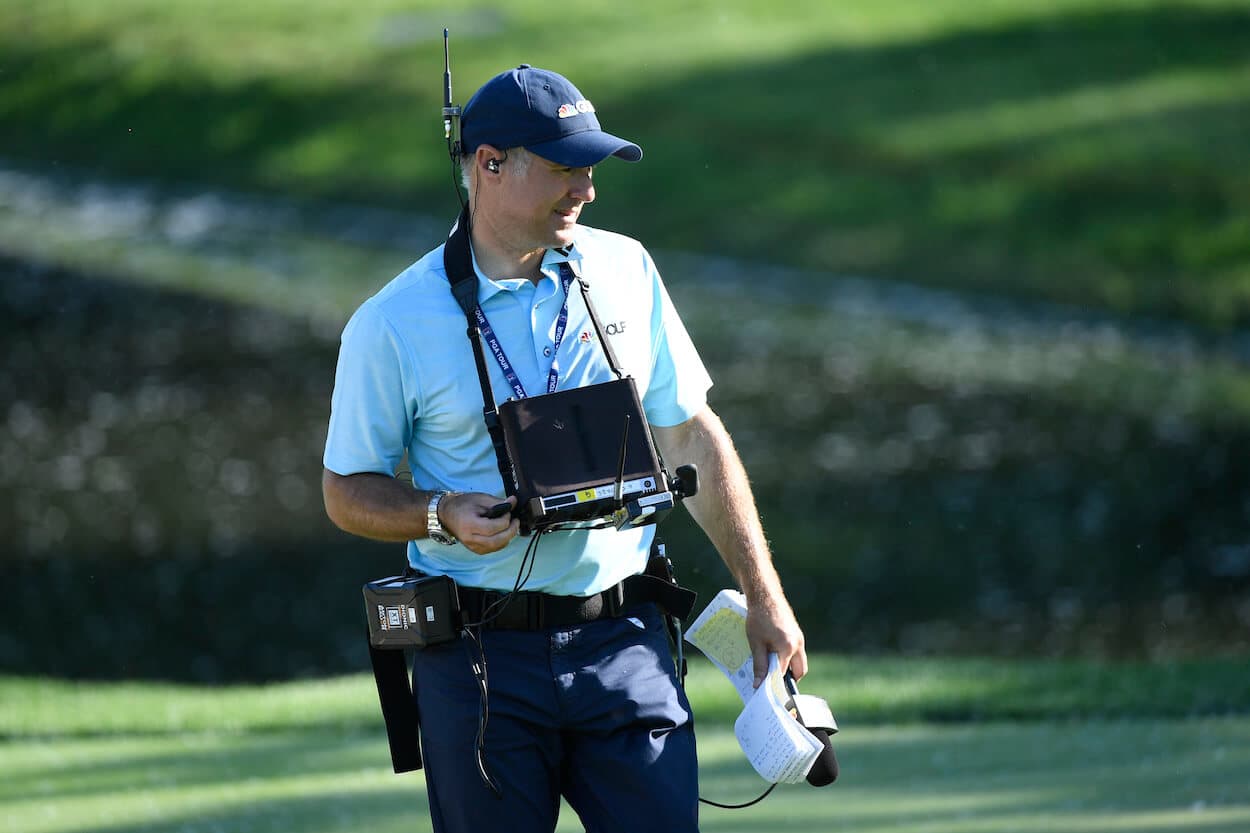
left=458, top=571, right=696, bottom=631
left=368, top=557, right=697, bottom=775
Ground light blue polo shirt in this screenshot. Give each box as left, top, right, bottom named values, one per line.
left=323, top=224, right=712, bottom=596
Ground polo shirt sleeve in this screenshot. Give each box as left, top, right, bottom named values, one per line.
left=641, top=248, right=713, bottom=427
left=322, top=301, right=416, bottom=477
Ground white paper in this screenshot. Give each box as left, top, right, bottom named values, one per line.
left=685, top=591, right=823, bottom=783
left=683, top=588, right=756, bottom=703
left=733, top=654, right=823, bottom=783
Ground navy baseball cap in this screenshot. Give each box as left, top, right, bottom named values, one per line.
left=460, top=65, right=642, bottom=167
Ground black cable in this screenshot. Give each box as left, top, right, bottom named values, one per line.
left=461, top=528, right=780, bottom=811
left=457, top=529, right=547, bottom=797
left=470, top=530, right=544, bottom=627
left=460, top=627, right=501, bottom=797
left=517, top=533, right=540, bottom=588
left=659, top=559, right=776, bottom=812
left=699, top=782, right=778, bottom=809
left=449, top=156, right=465, bottom=211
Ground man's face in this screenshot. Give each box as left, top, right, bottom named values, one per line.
left=497, top=153, right=596, bottom=252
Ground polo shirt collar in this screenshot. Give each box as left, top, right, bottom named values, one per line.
left=469, top=238, right=584, bottom=303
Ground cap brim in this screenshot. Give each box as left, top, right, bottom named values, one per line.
left=526, top=130, right=643, bottom=167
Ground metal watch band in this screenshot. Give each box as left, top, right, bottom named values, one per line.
left=426, top=490, right=457, bottom=545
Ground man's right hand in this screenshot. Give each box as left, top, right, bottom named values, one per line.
left=440, top=493, right=520, bottom=554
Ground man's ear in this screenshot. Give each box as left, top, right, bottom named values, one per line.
left=477, top=145, right=504, bottom=176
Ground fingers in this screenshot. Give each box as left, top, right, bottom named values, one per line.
left=441, top=494, right=519, bottom=554
left=751, top=638, right=804, bottom=687
left=752, top=644, right=771, bottom=689
left=788, top=644, right=810, bottom=682
left=484, top=500, right=513, bottom=519
left=462, top=516, right=520, bottom=555
left=746, top=601, right=807, bottom=687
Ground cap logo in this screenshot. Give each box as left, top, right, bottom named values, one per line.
left=557, top=99, right=596, bottom=119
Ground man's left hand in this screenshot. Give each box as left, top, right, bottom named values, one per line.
left=746, top=594, right=807, bottom=687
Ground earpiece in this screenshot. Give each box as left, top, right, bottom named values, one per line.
left=487, top=158, right=501, bottom=173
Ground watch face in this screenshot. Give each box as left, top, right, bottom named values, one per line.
left=429, top=529, right=456, bottom=546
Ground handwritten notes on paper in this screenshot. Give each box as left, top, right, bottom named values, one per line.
left=734, top=655, right=823, bottom=783
left=682, top=589, right=756, bottom=703
left=684, top=589, right=822, bottom=783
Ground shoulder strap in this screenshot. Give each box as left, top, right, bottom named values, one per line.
left=442, top=207, right=516, bottom=495
left=562, top=263, right=625, bottom=381
left=445, top=207, right=627, bottom=383
left=444, top=205, right=479, bottom=320
left=441, top=209, right=633, bottom=491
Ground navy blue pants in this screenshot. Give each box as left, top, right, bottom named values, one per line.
left=411, top=603, right=700, bottom=833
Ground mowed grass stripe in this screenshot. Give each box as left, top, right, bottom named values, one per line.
left=4, top=654, right=1249, bottom=739
left=2, top=719, right=1247, bottom=833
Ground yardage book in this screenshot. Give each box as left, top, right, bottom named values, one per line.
left=684, top=590, right=823, bottom=783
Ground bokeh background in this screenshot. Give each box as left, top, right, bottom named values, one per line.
left=3, top=0, right=1249, bottom=687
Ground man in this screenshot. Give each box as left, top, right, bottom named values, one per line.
left=322, top=64, right=806, bottom=833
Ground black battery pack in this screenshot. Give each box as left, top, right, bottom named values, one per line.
left=363, top=574, right=461, bottom=649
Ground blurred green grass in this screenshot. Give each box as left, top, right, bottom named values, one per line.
left=3, top=661, right=1250, bottom=832
left=5, top=654, right=1248, bottom=737
left=3, top=721, right=1249, bottom=832
left=2, top=0, right=1249, bottom=325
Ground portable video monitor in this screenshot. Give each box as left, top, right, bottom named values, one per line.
left=497, top=377, right=670, bottom=530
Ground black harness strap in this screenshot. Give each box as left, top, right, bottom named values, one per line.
left=367, top=635, right=423, bottom=773
left=443, top=205, right=635, bottom=497
left=570, top=270, right=625, bottom=379
left=443, top=205, right=629, bottom=399
left=444, top=206, right=517, bottom=495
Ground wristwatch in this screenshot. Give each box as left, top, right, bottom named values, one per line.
left=426, top=490, right=458, bottom=545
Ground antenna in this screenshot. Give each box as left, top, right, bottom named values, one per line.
left=613, top=414, right=631, bottom=504
left=442, top=28, right=462, bottom=160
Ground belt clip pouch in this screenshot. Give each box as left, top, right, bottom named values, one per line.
left=364, top=574, right=461, bottom=649
left=498, top=377, right=665, bottom=531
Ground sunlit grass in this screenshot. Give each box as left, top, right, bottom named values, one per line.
left=2, top=0, right=1249, bottom=324
left=2, top=717, right=1247, bottom=832
left=4, top=654, right=1248, bottom=739
left=880, top=64, right=1250, bottom=156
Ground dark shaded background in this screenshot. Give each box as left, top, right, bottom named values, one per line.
left=5, top=254, right=1248, bottom=682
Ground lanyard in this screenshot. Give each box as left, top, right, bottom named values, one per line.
left=474, top=262, right=576, bottom=399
